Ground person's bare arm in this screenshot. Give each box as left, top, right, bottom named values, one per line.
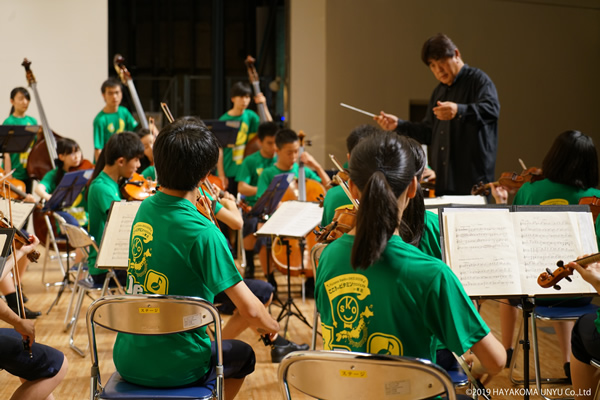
left=237, top=181, right=257, bottom=197
left=301, top=151, right=331, bottom=187
left=466, top=332, right=506, bottom=378
left=215, top=194, right=243, bottom=230
left=94, top=148, right=102, bottom=163
left=224, top=281, right=279, bottom=334
left=35, top=183, right=52, bottom=201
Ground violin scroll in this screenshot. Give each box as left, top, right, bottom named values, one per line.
left=538, top=253, right=600, bottom=290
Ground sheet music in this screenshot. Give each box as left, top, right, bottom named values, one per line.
left=514, top=212, right=595, bottom=295
left=0, top=199, right=35, bottom=230
left=96, top=201, right=141, bottom=269
left=444, top=211, right=523, bottom=296
left=424, top=195, right=487, bottom=207
left=256, top=201, right=323, bottom=238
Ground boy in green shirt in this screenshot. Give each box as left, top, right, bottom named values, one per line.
left=236, top=122, right=277, bottom=278
left=87, top=132, right=144, bottom=285
left=93, top=79, right=139, bottom=162
left=114, top=117, right=280, bottom=396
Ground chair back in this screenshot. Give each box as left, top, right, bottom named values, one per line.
left=310, top=243, right=327, bottom=350
left=57, top=217, right=98, bottom=253
left=86, top=294, right=223, bottom=400
left=279, top=350, right=456, bottom=400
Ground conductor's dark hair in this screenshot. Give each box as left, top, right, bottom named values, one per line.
left=349, top=132, right=417, bottom=270
left=54, top=138, right=81, bottom=185
left=101, top=78, right=122, bottom=94
left=154, top=116, right=220, bottom=191
left=399, top=138, right=426, bottom=247
left=105, top=131, right=144, bottom=166
left=257, top=122, right=279, bottom=141
left=346, top=124, right=381, bottom=154
left=421, top=33, right=458, bottom=65
left=230, top=81, right=252, bottom=98
left=9, top=87, right=30, bottom=116
left=275, top=128, right=299, bottom=149
left=542, top=130, right=598, bottom=190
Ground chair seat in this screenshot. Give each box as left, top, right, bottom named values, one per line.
left=101, top=372, right=215, bottom=399
left=447, top=368, right=469, bottom=387
left=534, top=303, right=599, bottom=319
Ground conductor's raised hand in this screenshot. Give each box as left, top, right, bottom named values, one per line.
left=433, top=101, right=458, bottom=120
left=374, top=111, right=398, bottom=131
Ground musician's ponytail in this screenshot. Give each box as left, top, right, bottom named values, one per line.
left=349, top=133, right=416, bottom=270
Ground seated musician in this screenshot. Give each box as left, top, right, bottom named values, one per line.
left=236, top=121, right=278, bottom=279
left=493, top=130, right=600, bottom=379
left=315, top=132, right=505, bottom=380
left=113, top=117, right=279, bottom=398
left=35, top=138, right=89, bottom=228
left=568, top=258, right=600, bottom=400
left=135, top=128, right=155, bottom=174
left=0, top=235, right=69, bottom=400
left=87, top=132, right=144, bottom=286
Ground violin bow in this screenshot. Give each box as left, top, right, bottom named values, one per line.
left=160, top=102, right=175, bottom=124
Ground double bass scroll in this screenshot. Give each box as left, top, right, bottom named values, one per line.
left=113, top=54, right=149, bottom=130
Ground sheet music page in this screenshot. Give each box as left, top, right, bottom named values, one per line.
left=424, top=195, right=487, bottom=207
left=0, top=199, right=35, bottom=230
left=443, top=211, right=523, bottom=297
left=256, top=201, right=323, bottom=238
left=515, top=212, right=596, bottom=296
left=97, top=201, right=141, bottom=269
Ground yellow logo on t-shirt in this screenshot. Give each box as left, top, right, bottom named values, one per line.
left=145, top=270, right=168, bottom=295
left=129, top=222, right=154, bottom=274
left=541, top=198, right=569, bottom=205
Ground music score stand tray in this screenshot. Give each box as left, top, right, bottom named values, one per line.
left=0, top=125, right=38, bottom=154
left=46, top=169, right=94, bottom=315
left=256, top=201, right=323, bottom=335
left=203, top=119, right=240, bottom=149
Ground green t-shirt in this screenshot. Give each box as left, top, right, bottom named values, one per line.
left=315, top=234, right=489, bottom=361
left=2, top=115, right=38, bottom=180
left=113, top=191, right=242, bottom=387
left=93, top=106, right=138, bottom=150
left=321, top=185, right=351, bottom=227
left=419, top=210, right=442, bottom=260
left=513, top=179, right=600, bottom=207
left=256, top=163, right=321, bottom=199
left=87, top=171, right=122, bottom=274
left=235, top=151, right=276, bottom=206
left=218, top=109, right=259, bottom=178
left=141, top=165, right=156, bottom=181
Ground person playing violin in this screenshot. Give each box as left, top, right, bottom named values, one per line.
left=87, top=132, right=144, bottom=286
left=0, top=234, right=69, bottom=400
left=93, top=79, right=139, bottom=162
left=3, top=87, right=38, bottom=194
left=493, top=130, right=600, bottom=380
left=314, top=132, right=505, bottom=379
left=374, top=33, right=500, bottom=196
left=114, top=117, right=280, bottom=398
left=256, top=128, right=330, bottom=199
left=216, top=82, right=271, bottom=195
left=35, top=138, right=89, bottom=227
left=236, top=122, right=278, bottom=279
left=135, top=128, right=154, bottom=174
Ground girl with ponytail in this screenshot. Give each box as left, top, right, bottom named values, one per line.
left=315, top=131, right=505, bottom=379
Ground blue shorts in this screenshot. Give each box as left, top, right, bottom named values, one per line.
left=214, top=279, right=273, bottom=315
left=0, top=328, right=65, bottom=381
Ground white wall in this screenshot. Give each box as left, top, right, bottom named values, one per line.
left=0, top=0, right=108, bottom=162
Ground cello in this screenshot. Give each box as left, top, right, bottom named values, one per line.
left=244, top=55, right=272, bottom=157
left=113, top=54, right=149, bottom=130
left=22, top=58, right=60, bottom=181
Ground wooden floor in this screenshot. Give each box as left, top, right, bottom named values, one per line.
left=0, top=247, right=580, bottom=400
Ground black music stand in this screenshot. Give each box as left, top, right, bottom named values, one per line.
left=0, top=126, right=38, bottom=154
left=203, top=120, right=240, bottom=149
left=46, top=169, right=94, bottom=314
left=0, top=228, right=17, bottom=279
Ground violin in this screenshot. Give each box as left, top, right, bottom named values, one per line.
left=120, top=173, right=156, bottom=201
left=471, top=167, right=543, bottom=196
left=114, top=54, right=149, bottom=130
left=70, top=159, right=94, bottom=172
left=0, top=208, right=40, bottom=263
left=244, top=55, right=272, bottom=157
left=0, top=168, right=28, bottom=200
left=579, top=196, right=600, bottom=223
left=22, top=58, right=62, bottom=180
left=538, top=253, right=600, bottom=290
left=315, top=206, right=357, bottom=243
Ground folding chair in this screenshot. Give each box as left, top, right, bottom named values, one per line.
left=39, top=211, right=69, bottom=287
left=309, top=243, right=327, bottom=350
left=279, top=350, right=456, bottom=400
left=87, top=294, right=223, bottom=400
left=509, top=303, right=600, bottom=400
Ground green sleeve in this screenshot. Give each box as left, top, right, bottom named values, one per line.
left=40, top=168, right=59, bottom=195
left=235, top=156, right=253, bottom=184
left=126, top=109, right=139, bottom=131
left=256, top=168, right=273, bottom=199
left=93, top=115, right=104, bottom=150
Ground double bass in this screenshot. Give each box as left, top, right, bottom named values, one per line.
left=244, top=55, right=272, bottom=157
left=113, top=54, right=149, bottom=130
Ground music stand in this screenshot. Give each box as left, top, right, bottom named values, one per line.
left=256, top=201, right=323, bottom=335
left=203, top=120, right=240, bottom=149
left=46, top=169, right=94, bottom=314
left=0, top=126, right=38, bottom=154
left=0, top=228, right=17, bottom=279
